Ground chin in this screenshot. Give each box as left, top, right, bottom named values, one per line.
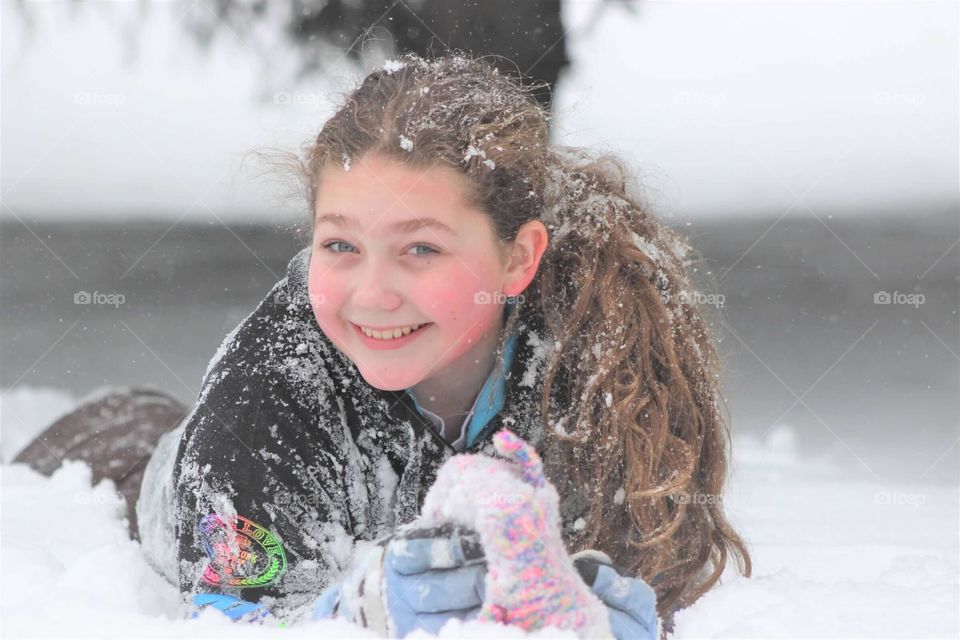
left=355, top=367, right=420, bottom=392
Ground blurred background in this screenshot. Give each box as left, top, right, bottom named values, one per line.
left=2, top=0, right=957, bottom=492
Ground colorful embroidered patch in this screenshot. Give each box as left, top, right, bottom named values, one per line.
left=197, top=513, right=287, bottom=588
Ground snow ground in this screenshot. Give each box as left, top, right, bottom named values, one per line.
left=1, top=386, right=957, bottom=639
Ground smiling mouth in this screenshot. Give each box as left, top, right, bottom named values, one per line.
left=353, top=322, right=432, bottom=340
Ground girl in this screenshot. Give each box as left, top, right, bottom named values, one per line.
left=17, top=53, right=750, bottom=636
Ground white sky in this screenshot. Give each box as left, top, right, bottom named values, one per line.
left=2, top=0, right=957, bottom=221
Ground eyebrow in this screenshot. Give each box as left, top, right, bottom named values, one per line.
left=315, top=212, right=456, bottom=235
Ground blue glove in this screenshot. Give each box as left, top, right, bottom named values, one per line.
left=191, top=593, right=271, bottom=623
left=572, top=550, right=661, bottom=640
left=312, top=523, right=485, bottom=637
left=311, top=582, right=342, bottom=619
left=382, top=524, right=487, bottom=637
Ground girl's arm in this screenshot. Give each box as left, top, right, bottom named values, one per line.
left=173, top=371, right=344, bottom=622
left=171, top=266, right=358, bottom=623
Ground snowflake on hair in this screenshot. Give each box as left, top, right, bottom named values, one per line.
left=464, top=145, right=496, bottom=171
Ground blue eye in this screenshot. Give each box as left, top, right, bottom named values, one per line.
left=407, top=244, right=439, bottom=257
left=321, top=240, right=356, bottom=254
left=318, top=241, right=438, bottom=257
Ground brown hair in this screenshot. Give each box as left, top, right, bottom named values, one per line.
left=297, top=52, right=751, bottom=624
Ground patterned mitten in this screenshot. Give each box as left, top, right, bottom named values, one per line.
left=417, top=429, right=613, bottom=638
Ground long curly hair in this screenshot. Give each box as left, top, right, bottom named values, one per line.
left=296, top=52, right=751, bottom=625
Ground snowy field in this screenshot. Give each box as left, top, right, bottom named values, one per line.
left=2, top=386, right=956, bottom=639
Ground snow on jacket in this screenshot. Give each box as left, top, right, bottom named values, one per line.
left=137, top=247, right=591, bottom=623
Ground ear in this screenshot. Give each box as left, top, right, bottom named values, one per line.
left=502, top=220, right=549, bottom=298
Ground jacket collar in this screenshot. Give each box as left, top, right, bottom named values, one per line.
left=403, top=304, right=520, bottom=450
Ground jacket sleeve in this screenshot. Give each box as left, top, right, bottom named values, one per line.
left=172, top=281, right=360, bottom=623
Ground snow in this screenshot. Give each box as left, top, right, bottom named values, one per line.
left=383, top=59, right=406, bottom=75
left=0, top=386, right=75, bottom=463
left=613, top=487, right=625, bottom=505
left=463, top=145, right=496, bottom=171
left=1, top=387, right=957, bottom=638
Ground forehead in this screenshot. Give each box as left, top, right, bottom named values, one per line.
left=316, top=154, right=477, bottom=214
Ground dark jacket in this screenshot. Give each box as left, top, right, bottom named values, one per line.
left=171, top=248, right=583, bottom=622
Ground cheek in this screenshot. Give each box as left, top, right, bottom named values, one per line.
left=307, top=255, right=347, bottom=326
left=418, top=263, right=503, bottom=330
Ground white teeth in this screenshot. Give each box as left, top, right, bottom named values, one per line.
left=360, top=323, right=424, bottom=340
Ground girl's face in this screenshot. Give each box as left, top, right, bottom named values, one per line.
left=308, top=153, right=537, bottom=391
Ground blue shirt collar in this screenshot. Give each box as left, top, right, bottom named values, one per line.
left=405, top=301, right=519, bottom=449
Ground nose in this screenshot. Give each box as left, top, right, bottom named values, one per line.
left=350, top=256, right=403, bottom=312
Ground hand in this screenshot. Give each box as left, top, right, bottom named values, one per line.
left=571, top=550, right=661, bottom=640
left=312, top=523, right=486, bottom=638
left=383, top=523, right=487, bottom=637
left=311, top=582, right=342, bottom=619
